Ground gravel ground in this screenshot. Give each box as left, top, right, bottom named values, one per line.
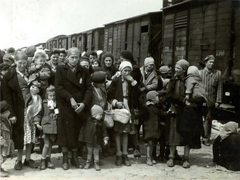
left=1, top=142, right=240, bottom=180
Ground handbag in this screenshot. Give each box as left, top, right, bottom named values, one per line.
left=104, top=110, right=114, bottom=128
left=111, top=108, right=130, bottom=124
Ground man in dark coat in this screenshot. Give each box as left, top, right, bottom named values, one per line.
left=55, top=47, right=92, bottom=170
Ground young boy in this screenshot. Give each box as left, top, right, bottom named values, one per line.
left=79, top=105, right=109, bottom=171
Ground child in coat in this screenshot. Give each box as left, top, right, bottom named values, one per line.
left=143, top=90, right=169, bottom=166
left=185, top=66, right=208, bottom=106
left=37, top=85, right=58, bottom=170
left=79, top=105, right=109, bottom=171
left=28, top=49, right=52, bottom=98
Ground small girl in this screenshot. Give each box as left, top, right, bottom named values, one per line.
left=185, top=66, right=208, bottom=106
left=79, top=105, right=109, bottom=171
left=38, top=85, right=58, bottom=170
left=143, top=90, right=169, bottom=166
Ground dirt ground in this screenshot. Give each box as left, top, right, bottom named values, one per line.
left=1, top=141, right=240, bottom=180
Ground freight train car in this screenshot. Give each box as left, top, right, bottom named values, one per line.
left=162, top=0, right=240, bottom=120
left=104, top=11, right=162, bottom=67
left=46, top=35, right=67, bottom=50
left=86, top=27, right=104, bottom=52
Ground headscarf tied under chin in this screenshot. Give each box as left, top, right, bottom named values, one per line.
left=219, top=121, right=238, bottom=141
left=119, top=61, right=132, bottom=72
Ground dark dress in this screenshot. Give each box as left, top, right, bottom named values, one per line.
left=142, top=103, right=160, bottom=141
left=165, top=75, right=185, bottom=146
left=78, top=117, right=108, bottom=146
left=55, top=64, right=92, bottom=148
left=213, top=134, right=240, bottom=171
left=2, top=69, right=29, bottom=149
left=178, top=104, right=203, bottom=149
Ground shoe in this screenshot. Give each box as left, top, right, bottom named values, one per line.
left=1, top=167, right=9, bottom=177
left=146, top=157, right=153, bottom=166
left=46, top=157, right=55, bottom=169
left=71, top=151, right=83, bottom=169
left=203, top=139, right=211, bottom=146
left=39, top=159, right=47, bottom=170
left=24, top=159, right=38, bottom=169
left=182, top=160, right=190, bottom=168
left=133, top=149, right=141, bottom=158
left=62, top=152, right=69, bottom=170
left=152, top=159, right=157, bottom=164
left=84, top=161, right=91, bottom=169
left=115, top=155, right=122, bottom=166
left=122, top=155, right=131, bottom=166
left=14, top=160, right=23, bottom=170
left=166, top=158, right=175, bottom=167
left=94, top=162, right=101, bottom=171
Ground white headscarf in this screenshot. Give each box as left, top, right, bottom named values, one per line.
left=119, top=61, right=132, bottom=71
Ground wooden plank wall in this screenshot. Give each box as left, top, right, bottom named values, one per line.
left=162, top=13, right=174, bottom=65
left=234, top=1, right=240, bottom=70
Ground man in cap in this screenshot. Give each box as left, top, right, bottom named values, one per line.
left=157, top=65, right=171, bottom=92
left=200, top=55, right=222, bottom=146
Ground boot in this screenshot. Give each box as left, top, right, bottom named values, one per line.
left=94, top=162, right=101, bottom=171
left=46, top=157, right=55, bottom=169
left=122, top=155, right=131, bottom=166
left=71, top=151, right=82, bottom=169
left=62, top=152, right=69, bottom=170
left=115, top=155, right=122, bottom=166
left=84, top=160, right=91, bottom=169
left=39, top=158, right=47, bottom=170
left=152, top=146, right=157, bottom=164
left=146, top=157, right=153, bottom=166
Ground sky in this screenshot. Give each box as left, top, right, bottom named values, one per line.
left=0, top=0, right=162, bottom=50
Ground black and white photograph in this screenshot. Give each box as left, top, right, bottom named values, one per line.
left=1, top=0, right=240, bottom=179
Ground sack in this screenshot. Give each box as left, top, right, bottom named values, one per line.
left=104, top=110, right=114, bottom=128
left=112, top=108, right=130, bottom=124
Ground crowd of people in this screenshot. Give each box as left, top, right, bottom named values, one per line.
left=0, top=46, right=240, bottom=177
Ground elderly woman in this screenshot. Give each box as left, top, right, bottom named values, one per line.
left=2, top=51, right=38, bottom=170
left=107, top=61, right=138, bottom=166
left=55, top=47, right=92, bottom=170
left=165, top=59, right=192, bottom=168
left=213, top=121, right=240, bottom=171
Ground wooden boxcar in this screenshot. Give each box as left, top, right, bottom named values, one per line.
left=162, top=0, right=240, bottom=120
left=86, top=27, right=104, bottom=52
left=104, top=12, right=162, bottom=67
left=76, top=32, right=87, bottom=53
left=56, top=35, right=68, bottom=49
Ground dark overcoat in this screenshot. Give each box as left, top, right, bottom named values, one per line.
left=2, top=69, right=26, bottom=149
left=55, top=64, right=92, bottom=148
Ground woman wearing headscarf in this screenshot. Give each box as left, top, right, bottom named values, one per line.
left=165, top=59, right=191, bottom=168
left=107, top=61, right=138, bottom=166
left=119, top=50, right=142, bottom=158
left=213, top=121, right=240, bottom=171
left=2, top=51, right=38, bottom=170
